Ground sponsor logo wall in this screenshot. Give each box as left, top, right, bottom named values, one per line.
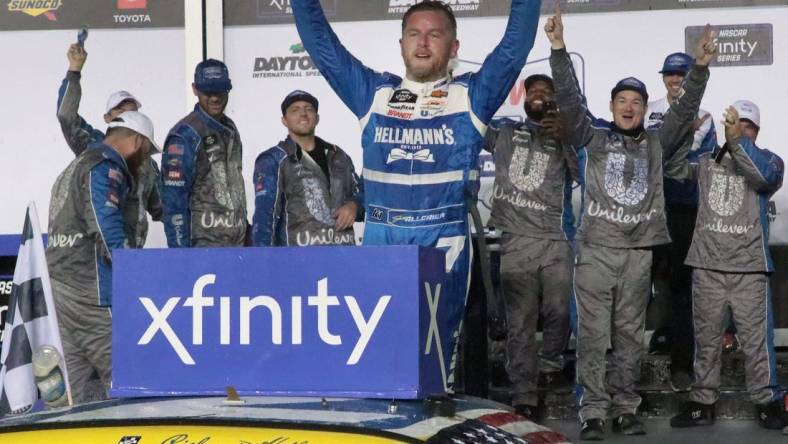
left=225, top=0, right=787, bottom=25
left=1, top=0, right=182, bottom=29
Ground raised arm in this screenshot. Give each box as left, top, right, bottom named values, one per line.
left=722, top=106, right=784, bottom=194
left=546, top=6, right=596, bottom=149
left=57, top=44, right=104, bottom=156
left=659, top=25, right=714, bottom=158
left=468, top=0, right=542, bottom=124
left=291, top=0, right=379, bottom=119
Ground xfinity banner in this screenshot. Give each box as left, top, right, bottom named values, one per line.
left=111, top=246, right=448, bottom=399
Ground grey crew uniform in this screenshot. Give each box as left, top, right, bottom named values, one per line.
left=252, top=137, right=362, bottom=247
left=161, top=105, right=248, bottom=247
left=667, top=137, right=784, bottom=406
left=47, top=145, right=134, bottom=402
left=550, top=47, right=709, bottom=421
left=485, top=119, right=577, bottom=407
left=56, top=70, right=162, bottom=247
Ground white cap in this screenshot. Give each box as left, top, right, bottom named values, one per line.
left=732, top=99, right=760, bottom=128
left=105, top=90, right=141, bottom=114
left=107, top=110, right=161, bottom=153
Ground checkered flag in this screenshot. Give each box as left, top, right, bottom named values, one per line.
left=0, top=202, right=71, bottom=415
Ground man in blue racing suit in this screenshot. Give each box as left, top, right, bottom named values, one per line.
left=292, top=0, right=542, bottom=388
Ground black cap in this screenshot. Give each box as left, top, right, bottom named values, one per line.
left=281, top=90, right=319, bottom=115
left=524, top=74, right=554, bottom=91
left=611, top=77, right=649, bottom=103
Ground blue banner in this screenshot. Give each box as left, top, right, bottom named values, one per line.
left=111, top=246, right=448, bottom=399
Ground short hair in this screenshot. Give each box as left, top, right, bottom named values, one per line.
left=401, top=1, right=457, bottom=37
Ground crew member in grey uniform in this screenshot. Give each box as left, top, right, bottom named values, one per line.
left=47, top=111, right=159, bottom=403
left=484, top=74, right=577, bottom=422
left=253, top=90, right=362, bottom=246
left=57, top=42, right=162, bottom=247
left=161, top=59, right=248, bottom=247
left=668, top=100, right=786, bottom=430
left=545, top=7, right=715, bottom=439
left=645, top=52, right=717, bottom=391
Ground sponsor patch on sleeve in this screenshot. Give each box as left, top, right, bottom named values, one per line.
left=107, top=168, right=124, bottom=183
left=167, top=144, right=185, bottom=155
left=106, top=191, right=120, bottom=208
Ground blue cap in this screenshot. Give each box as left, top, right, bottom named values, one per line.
left=611, top=77, right=648, bottom=103
left=659, top=52, right=693, bottom=75
left=281, top=90, right=319, bottom=115
left=194, top=59, right=232, bottom=94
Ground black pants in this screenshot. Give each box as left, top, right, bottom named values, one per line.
left=658, top=203, right=697, bottom=375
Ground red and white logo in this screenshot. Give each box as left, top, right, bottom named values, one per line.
left=117, top=0, right=147, bottom=10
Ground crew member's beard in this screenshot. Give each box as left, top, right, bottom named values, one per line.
left=524, top=102, right=545, bottom=122
left=126, top=149, right=146, bottom=180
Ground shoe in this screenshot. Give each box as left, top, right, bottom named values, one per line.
left=514, top=403, right=543, bottom=422
left=722, top=332, right=739, bottom=354
left=670, top=401, right=715, bottom=427
left=757, top=399, right=788, bottom=430
left=612, top=413, right=646, bottom=435
left=669, top=371, right=693, bottom=393
left=539, top=370, right=570, bottom=390
left=580, top=418, right=605, bottom=441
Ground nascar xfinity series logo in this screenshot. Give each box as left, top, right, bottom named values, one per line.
left=137, top=274, right=391, bottom=366
left=253, top=42, right=321, bottom=79
left=388, top=0, right=480, bottom=14
left=686, top=23, right=773, bottom=67
left=7, top=0, right=61, bottom=20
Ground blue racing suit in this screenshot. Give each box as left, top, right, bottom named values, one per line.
left=292, top=0, right=541, bottom=388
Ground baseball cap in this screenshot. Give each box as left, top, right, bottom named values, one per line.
left=194, top=59, right=232, bottom=94
left=281, top=90, right=319, bottom=115
left=732, top=99, right=760, bottom=127
left=611, top=77, right=649, bottom=103
left=107, top=110, right=161, bottom=153
left=105, top=91, right=141, bottom=114
left=524, top=74, right=554, bottom=91
left=659, top=52, right=694, bottom=75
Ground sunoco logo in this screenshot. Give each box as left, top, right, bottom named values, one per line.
left=388, top=0, right=480, bottom=14
left=252, top=43, right=321, bottom=79
left=685, top=23, right=773, bottom=67
left=8, top=0, right=61, bottom=20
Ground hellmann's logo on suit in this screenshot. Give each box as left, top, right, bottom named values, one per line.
left=137, top=274, right=391, bottom=366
